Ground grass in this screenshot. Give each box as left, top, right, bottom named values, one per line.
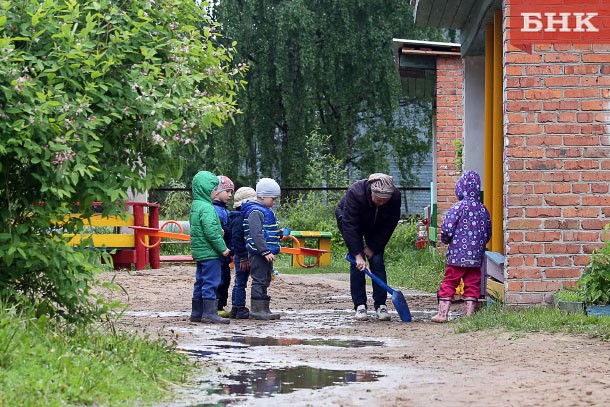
left=456, top=302, right=610, bottom=342
left=0, top=305, right=193, bottom=406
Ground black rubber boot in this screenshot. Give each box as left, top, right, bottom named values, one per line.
left=230, top=306, right=250, bottom=319
left=249, top=299, right=272, bottom=320
left=264, top=297, right=280, bottom=320
left=201, top=299, right=230, bottom=324
left=190, top=298, right=203, bottom=322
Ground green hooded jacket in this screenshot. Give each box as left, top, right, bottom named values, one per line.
left=189, top=171, right=227, bottom=261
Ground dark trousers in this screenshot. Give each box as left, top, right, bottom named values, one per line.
left=249, top=253, right=273, bottom=300
left=215, top=262, right=232, bottom=309
left=193, top=259, right=222, bottom=300
left=231, top=257, right=250, bottom=307
left=350, top=253, right=388, bottom=310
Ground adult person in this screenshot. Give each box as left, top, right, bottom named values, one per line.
left=335, top=173, right=401, bottom=321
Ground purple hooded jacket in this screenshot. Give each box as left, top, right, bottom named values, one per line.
left=440, top=170, right=492, bottom=267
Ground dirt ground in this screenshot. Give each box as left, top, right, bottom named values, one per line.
left=99, top=265, right=610, bottom=407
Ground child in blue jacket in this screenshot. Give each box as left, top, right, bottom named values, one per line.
left=242, top=178, right=282, bottom=320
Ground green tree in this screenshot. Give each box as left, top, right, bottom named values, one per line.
left=0, top=0, right=244, bottom=320
left=204, top=0, right=449, bottom=186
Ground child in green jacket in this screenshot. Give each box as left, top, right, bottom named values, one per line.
left=189, top=171, right=231, bottom=324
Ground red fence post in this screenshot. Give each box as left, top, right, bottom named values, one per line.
left=132, top=203, right=146, bottom=270
left=149, top=203, right=160, bottom=269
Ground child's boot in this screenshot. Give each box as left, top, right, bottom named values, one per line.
left=190, top=298, right=204, bottom=322
left=431, top=299, right=452, bottom=323
left=230, top=306, right=250, bottom=319
left=464, top=297, right=478, bottom=316
left=249, top=299, right=272, bottom=320
left=264, top=296, right=281, bottom=320
left=201, top=299, right=230, bottom=324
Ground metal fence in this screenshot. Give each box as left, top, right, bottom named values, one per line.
left=148, top=186, right=431, bottom=219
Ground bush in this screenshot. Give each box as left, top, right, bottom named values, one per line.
left=0, top=0, right=243, bottom=321
left=579, top=224, right=610, bottom=305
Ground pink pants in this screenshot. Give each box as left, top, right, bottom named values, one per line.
left=438, top=265, right=481, bottom=299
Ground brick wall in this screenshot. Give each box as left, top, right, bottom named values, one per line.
left=504, top=42, right=610, bottom=305
left=435, top=57, right=464, bottom=227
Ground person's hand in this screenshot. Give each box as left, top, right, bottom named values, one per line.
left=355, top=253, right=366, bottom=271
left=264, top=253, right=276, bottom=263
left=240, top=259, right=250, bottom=271
left=222, top=248, right=231, bottom=257
left=363, top=246, right=374, bottom=259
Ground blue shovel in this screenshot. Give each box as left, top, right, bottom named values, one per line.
left=345, top=253, right=412, bottom=322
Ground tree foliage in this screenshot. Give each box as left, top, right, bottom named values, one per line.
left=202, top=0, right=450, bottom=187
left=0, top=0, right=243, bottom=320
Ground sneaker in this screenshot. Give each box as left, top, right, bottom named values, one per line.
left=354, top=305, right=368, bottom=321
left=376, top=305, right=391, bottom=321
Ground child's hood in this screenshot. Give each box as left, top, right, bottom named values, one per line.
left=192, top=171, right=218, bottom=203
left=455, top=170, right=481, bottom=201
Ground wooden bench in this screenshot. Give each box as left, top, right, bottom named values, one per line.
left=483, top=251, right=505, bottom=301
left=286, top=230, right=332, bottom=267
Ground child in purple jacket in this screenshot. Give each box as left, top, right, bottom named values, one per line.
left=432, top=170, right=491, bottom=323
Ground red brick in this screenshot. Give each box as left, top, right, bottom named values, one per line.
left=563, top=135, right=600, bottom=146
left=507, top=219, right=542, bottom=229
left=543, top=53, right=580, bottom=63
left=582, top=53, right=610, bottom=63
left=507, top=268, right=541, bottom=279
left=544, top=195, right=580, bottom=206
left=510, top=243, right=543, bottom=254
left=544, top=124, right=582, bottom=134
left=582, top=100, right=607, bottom=111
left=564, top=160, right=599, bottom=170
left=542, top=172, right=580, bottom=182
left=582, top=220, right=610, bottom=230
left=537, top=257, right=554, bottom=267
left=563, top=207, right=600, bottom=218
left=525, top=231, right=561, bottom=242
left=525, top=207, right=561, bottom=217
left=525, top=89, right=562, bottom=100
left=564, top=88, right=601, bottom=98
left=507, top=147, right=544, bottom=158
left=525, top=281, right=561, bottom=292
left=525, top=65, right=563, bottom=75
left=544, top=219, right=579, bottom=229
left=544, top=268, right=581, bottom=279
left=545, top=148, right=581, bottom=158
left=553, top=256, right=572, bottom=267
left=544, top=244, right=582, bottom=254
left=525, top=135, right=562, bottom=146
left=564, top=65, right=600, bottom=74
left=525, top=160, right=563, bottom=171
left=544, top=76, right=580, bottom=87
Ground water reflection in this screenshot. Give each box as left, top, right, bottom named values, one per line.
left=212, top=366, right=380, bottom=398
left=211, top=335, right=383, bottom=348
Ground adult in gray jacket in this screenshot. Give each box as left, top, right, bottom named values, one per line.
left=336, top=173, right=401, bottom=321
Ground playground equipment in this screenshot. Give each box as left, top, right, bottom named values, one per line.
left=64, top=202, right=161, bottom=270
left=65, top=202, right=331, bottom=270
left=129, top=225, right=330, bottom=269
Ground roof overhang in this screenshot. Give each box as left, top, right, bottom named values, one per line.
left=410, top=0, right=502, bottom=56
left=392, top=39, right=461, bottom=98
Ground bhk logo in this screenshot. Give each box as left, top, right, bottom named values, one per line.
left=509, top=0, right=610, bottom=52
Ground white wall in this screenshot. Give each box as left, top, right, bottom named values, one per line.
left=463, top=56, right=486, bottom=183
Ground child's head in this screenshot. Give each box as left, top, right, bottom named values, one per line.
left=256, top=178, right=281, bottom=208
left=211, top=175, right=234, bottom=203
left=233, top=187, right=256, bottom=209
left=455, top=170, right=481, bottom=201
